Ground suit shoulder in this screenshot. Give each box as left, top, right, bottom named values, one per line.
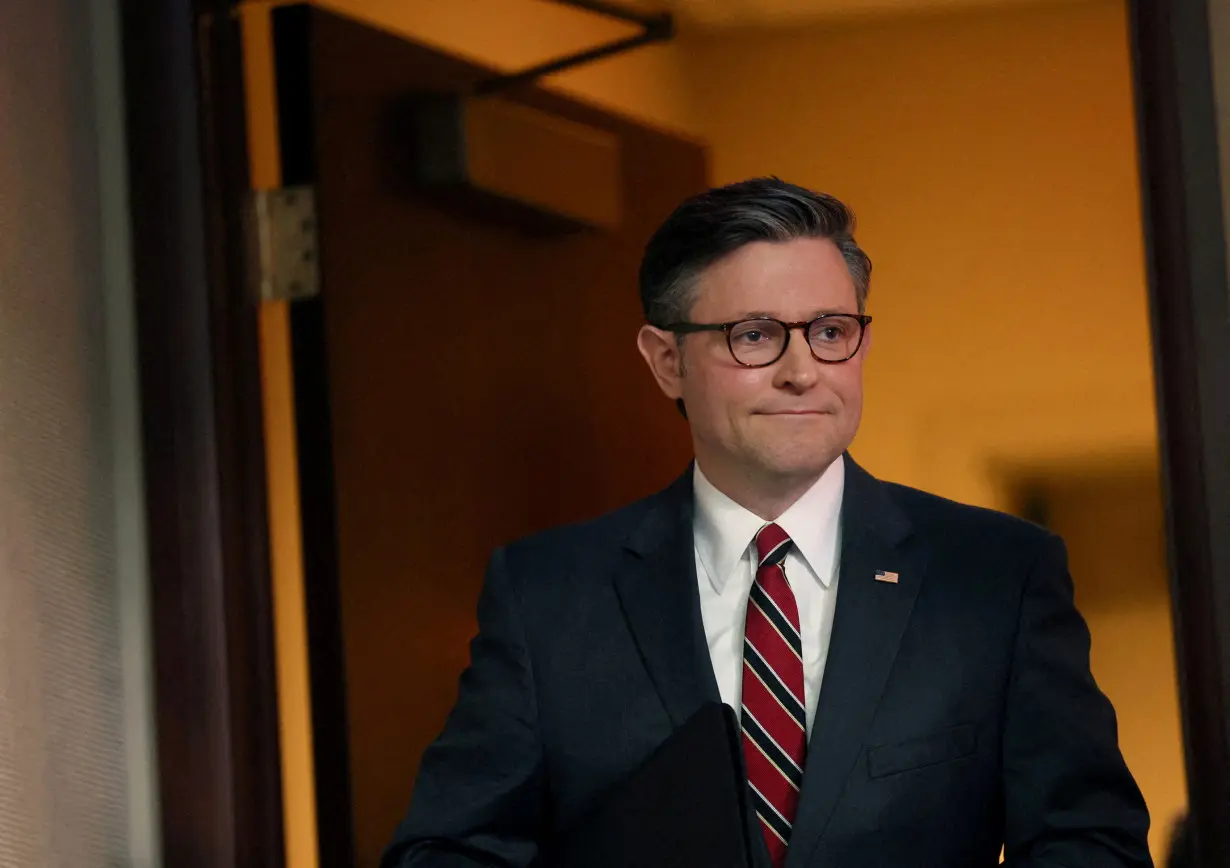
left=497, top=484, right=669, bottom=572
left=872, top=479, right=1066, bottom=602
left=880, top=479, right=1055, bottom=550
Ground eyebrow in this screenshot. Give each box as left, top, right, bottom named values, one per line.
left=733, top=310, right=857, bottom=320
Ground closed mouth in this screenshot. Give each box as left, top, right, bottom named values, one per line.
left=757, top=410, right=829, bottom=416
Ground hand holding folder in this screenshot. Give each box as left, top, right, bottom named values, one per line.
left=548, top=703, right=755, bottom=868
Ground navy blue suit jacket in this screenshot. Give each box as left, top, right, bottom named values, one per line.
left=383, top=458, right=1152, bottom=867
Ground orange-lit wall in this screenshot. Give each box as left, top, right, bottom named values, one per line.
left=682, top=0, right=1155, bottom=509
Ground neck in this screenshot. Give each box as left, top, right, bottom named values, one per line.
left=694, top=459, right=829, bottom=521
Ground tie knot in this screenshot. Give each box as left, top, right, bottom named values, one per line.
left=755, top=523, right=792, bottom=568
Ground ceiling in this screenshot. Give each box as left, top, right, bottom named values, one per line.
left=644, top=0, right=1088, bottom=29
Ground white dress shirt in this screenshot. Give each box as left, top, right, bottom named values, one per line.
left=693, top=456, right=845, bottom=738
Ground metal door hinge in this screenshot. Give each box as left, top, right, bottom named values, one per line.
left=248, top=186, right=320, bottom=302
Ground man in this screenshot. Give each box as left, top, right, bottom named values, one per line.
left=382, top=178, right=1152, bottom=867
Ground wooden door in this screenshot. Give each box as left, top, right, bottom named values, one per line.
left=257, top=6, right=706, bottom=865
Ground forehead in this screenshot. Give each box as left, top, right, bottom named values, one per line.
left=688, top=237, right=857, bottom=319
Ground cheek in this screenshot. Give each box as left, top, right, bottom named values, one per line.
left=826, top=364, right=865, bottom=407
left=713, top=368, right=768, bottom=417
left=685, top=364, right=766, bottom=422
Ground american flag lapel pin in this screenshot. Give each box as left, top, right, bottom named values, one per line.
left=874, top=570, right=900, bottom=584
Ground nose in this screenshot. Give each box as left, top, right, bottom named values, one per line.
left=772, top=328, right=819, bottom=392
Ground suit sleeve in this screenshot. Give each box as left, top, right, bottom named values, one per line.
left=1001, top=533, right=1154, bottom=867
left=381, top=547, right=545, bottom=868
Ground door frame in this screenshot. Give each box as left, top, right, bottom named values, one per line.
left=266, top=7, right=359, bottom=866
left=1129, top=0, right=1230, bottom=862
left=119, top=0, right=286, bottom=865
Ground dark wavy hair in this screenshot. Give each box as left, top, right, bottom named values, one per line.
left=639, top=177, right=871, bottom=327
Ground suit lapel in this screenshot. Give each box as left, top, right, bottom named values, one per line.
left=615, top=470, right=770, bottom=867
left=614, top=469, right=722, bottom=729
left=786, top=457, right=925, bottom=868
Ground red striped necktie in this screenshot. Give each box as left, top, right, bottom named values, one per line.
left=741, top=522, right=806, bottom=868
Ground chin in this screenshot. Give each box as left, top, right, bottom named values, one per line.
left=757, top=445, right=842, bottom=480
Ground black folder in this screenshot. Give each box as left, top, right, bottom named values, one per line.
left=549, top=702, right=755, bottom=868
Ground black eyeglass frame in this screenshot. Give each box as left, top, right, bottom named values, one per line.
left=659, top=314, right=873, bottom=367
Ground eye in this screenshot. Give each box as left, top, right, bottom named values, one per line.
left=729, top=319, right=782, bottom=345
left=812, top=319, right=852, bottom=343
left=726, top=320, right=787, bottom=364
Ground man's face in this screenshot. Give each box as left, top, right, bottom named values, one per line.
left=643, top=237, right=868, bottom=489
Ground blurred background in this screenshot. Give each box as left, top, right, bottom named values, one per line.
left=3, top=0, right=1225, bottom=867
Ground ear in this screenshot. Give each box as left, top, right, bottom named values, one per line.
left=636, top=324, right=685, bottom=401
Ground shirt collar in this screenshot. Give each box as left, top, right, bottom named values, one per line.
left=693, top=455, right=845, bottom=594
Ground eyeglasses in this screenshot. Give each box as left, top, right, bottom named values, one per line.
left=660, top=314, right=872, bottom=367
